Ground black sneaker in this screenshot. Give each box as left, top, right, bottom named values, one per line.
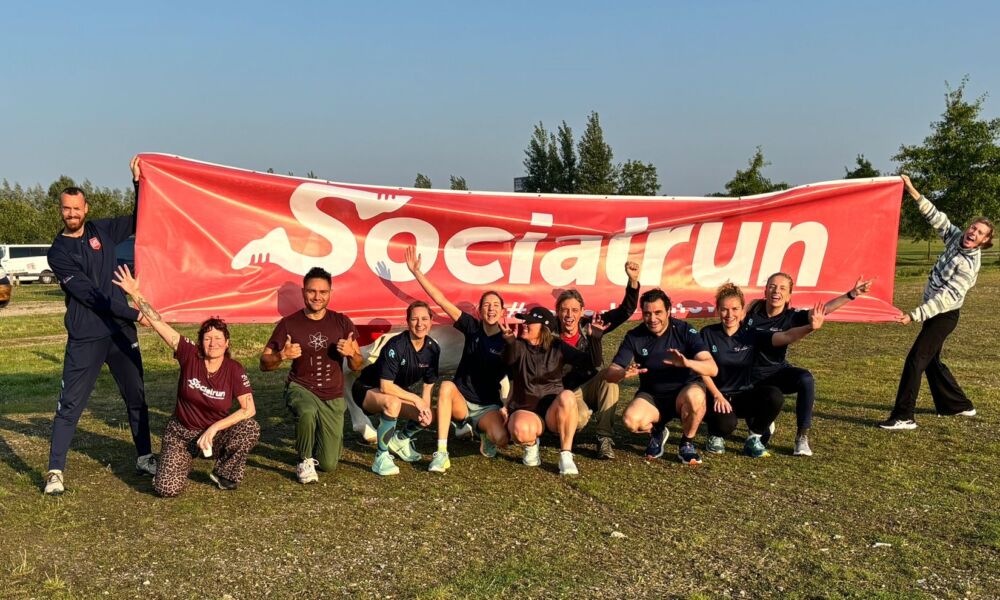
left=878, top=418, right=917, bottom=431
left=645, top=425, right=669, bottom=460
left=209, top=472, right=238, bottom=491
left=677, top=441, right=702, bottom=465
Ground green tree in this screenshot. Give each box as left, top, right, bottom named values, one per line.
left=522, top=122, right=559, bottom=193
left=843, top=154, right=881, bottom=179
left=714, top=147, right=788, bottom=197
left=893, top=77, right=1000, bottom=249
left=449, top=176, right=468, bottom=190
left=576, top=112, right=616, bottom=195
left=555, top=121, right=577, bottom=193
left=306, top=170, right=318, bottom=179
left=617, top=160, right=660, bottom=196
left=414, top=173, right=432, bottom=189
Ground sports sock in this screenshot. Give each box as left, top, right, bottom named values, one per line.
left=377, top=416, right=397, bottom=452
left=401, top=420, right=423, bottom=440
left=437, top=439, right=448, bottom=453
left=680, top=435, right=693, bottom=445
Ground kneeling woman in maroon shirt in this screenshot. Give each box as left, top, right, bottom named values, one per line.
left=113, top=266, right=259, bottom=496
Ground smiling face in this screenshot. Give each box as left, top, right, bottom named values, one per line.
left=764, top=274, right=793, bottom=312
left=479, top=293, right=504, bottom=326
left=557, top=297, right=583, bottom=335
left=718, top=296, right=745, bottom=331
left=961, top=221, right=992, bottom=249
left=519, top=322, right=542, bottom=344
left=301, top=277, right=331, bottom=315
left=407, top=305, right=432, bottom=339
left=201, top=327, right=230, bottom=360
left=59, top=192, right=89, bottom=235
left=641, top=299, right=669, bottom=336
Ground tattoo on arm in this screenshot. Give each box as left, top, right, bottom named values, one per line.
left=137, top=298, right=162, bottom=322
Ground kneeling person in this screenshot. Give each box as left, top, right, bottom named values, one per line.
left=606, top=289, right=718, bottom=465
left=261, top=267, right=363, bottom=484
left=113, top=266, right=259, bottom=496
left=352, top=301, right=440, bottom=476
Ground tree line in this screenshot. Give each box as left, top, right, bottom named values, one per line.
left=2, top=79, right=997, bottom=245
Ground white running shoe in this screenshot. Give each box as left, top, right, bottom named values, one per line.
left=454, top=421, right=474, bottom=440
left=793, top=434, right=813, bottom=457
left=956, top=408, right=977, bottom=417
left=44, top=470, right=64, bottom=496
left=296, top=458, right=319, bottom=484
left=879, top=418, right=917, bottom=431
left=558, top=451, right=578, bottom=476
left=522, top=440, right=541, bottom=467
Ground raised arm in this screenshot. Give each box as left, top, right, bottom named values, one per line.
left=901, top=174, right=962, bottom=243
left=598, top=261, right=641, bottom=330
left=112, top=265, right=180, bottom=349
left=824, top=275, right=874, bottom=314
left=404, top=246, right=462, bottom=322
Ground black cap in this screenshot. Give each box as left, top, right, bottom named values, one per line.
left=514, top=306, right=555, bottom=328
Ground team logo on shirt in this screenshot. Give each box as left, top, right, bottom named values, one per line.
left=308, top=332, right=329, bottom=350
left=400, top=358, right=407, bottom=366
left=689, top=328, right=697, bottom=334
left=640, top=348, right=649, bottom=356
left=89, top=237, right=102, bottom=251
left=712, top=345, right=718, bottom=353
left=388, top=349, right=396, bottom=359
left=187, top=378, right=226, bottom=400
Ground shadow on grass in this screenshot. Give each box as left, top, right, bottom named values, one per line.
left=0, top=415, right=156, bottom=495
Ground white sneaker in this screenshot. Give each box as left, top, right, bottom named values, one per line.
left=44, top=470, right=64, bottom=496
left=793, top=434, right=813, bottom=457
left=956, top=408, right=977, bottom=417
left=454, top=421, right=474, bottom=440
left=558, top=451, right=578, bottom=476
left=136, top=453, right=158, bottom=476
left=296, top=458, right=319, bottom=484
left=522, top=440, right=541, bottom=467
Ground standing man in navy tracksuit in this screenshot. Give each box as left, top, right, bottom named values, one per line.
left=44, top=157, right=157, bottom=495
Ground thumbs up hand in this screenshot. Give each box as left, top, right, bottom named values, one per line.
left=336, top=331, right=360, bottom=358
left=280, top=334, right=302, bottom=361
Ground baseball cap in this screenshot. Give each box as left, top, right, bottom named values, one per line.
left=514, top=306, right=555, bottom=328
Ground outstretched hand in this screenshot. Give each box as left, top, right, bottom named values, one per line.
left=112, top=264, right=141, bottom=298
left=899, top=174, right=920, bottom=200
left=808, top=301, right=826, bottom=330
left=589, top=314, right=608, bottom=334
left=624, top=363, right=647, bottom=379
left=130, top=155, right=141, bottom=181
left=663, top=348, right=690, bottom=369
left=499, top=316, right=517, bottom=339
left=404, top=246, right=421, bottom=275
left=895, top=312, right=912, bottom=325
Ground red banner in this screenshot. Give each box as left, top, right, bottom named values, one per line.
left=135, top=154, right=902, bottom=340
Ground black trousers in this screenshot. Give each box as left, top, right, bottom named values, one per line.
left=48, top=328, right=150, bottom=471
left=706, top=385, right=784, bottom=436
left=890, top=310, right=973, bottom=420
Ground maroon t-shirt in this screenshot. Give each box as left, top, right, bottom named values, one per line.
left=265, top=310, right=359, bottom=400
left=174, top=336, right=253, bottom=431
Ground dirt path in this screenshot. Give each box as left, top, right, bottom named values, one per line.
left=0, top=301, right=65, bottom=318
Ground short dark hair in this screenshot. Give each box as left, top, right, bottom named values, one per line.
left=60, top=187, right=87, bottom=204
left=303, top=267, right=332, bottom=287
left=407, top=300, right=432, bottom=321
left=197, top=317, right=231, bottom=359
left=640, top=288, right=671, bottom=312
left=555, top=289, right=585, bottom=311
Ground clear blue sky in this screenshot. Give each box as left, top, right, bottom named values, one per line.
left=3, top=1, right=999, bottom=195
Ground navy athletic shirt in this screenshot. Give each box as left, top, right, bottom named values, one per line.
left=47, top=183, right=140, bottom=342
left=700, top=323, right=775, bottom=395
left=611, top=318, right=708, bottom=398
left=358, top=332, right=440, bottom=390
left=452, top=312, right=506, bottom=406
left=745, top=303, right=809, bottom=379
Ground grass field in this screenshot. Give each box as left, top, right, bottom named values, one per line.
left=1, top=261, right=998, bottom=599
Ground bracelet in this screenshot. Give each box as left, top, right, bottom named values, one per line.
left=847, top=290, right=858, bottom=301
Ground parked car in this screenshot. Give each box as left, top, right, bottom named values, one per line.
left=0, top=244, right=54, bottom=284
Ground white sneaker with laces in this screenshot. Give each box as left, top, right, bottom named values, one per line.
left=136, top=453, right=158, bottom=476
left=44, top=470, right=64, bottom=496
left=296, top=458, right=319, bottom=484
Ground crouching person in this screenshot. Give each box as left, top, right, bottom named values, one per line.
left=113, top=266, right=259, bottom=496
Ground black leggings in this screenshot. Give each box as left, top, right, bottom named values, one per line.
left=706, top=385, right=784, bottom=436
left=890, top=310, right=972, bottom=420
left=755, top=366, right=814, bottom=431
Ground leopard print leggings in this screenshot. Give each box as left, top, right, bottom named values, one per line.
left=153, top=417, right=260, bottom=497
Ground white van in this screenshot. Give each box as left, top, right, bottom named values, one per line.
left=0, top=244, right=55, bottom=284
